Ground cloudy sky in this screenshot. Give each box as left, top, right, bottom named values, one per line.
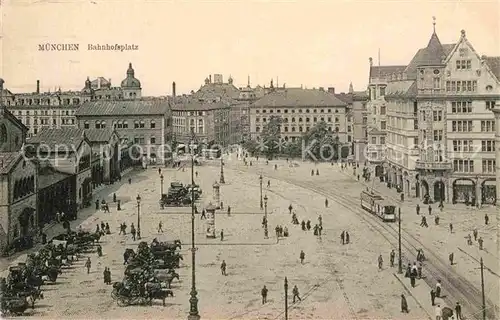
left=1, top=0, right=498, bottom=96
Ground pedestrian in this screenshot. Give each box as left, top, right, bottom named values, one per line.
left=227, top=206, right=231, bottom=216
left=105, top=223, right=110, bottom=234
left=267, top=180, right=270, bottom=188
left=435, top=304, right=442, bottom=320
left=434, top=216, right=440, bottom=225
left=117, top=200, right=121, bottom=211
left=428, top=205, right=432, bottom=215
left=455, top=302, right=462, bottom=320
left=378, top=254, right=383, bottom=270
left=390, top=249, right=395, bottom=267
left=201, top=209, right=206, bottom=219
left=95, top=199, right=99, bottom=210
left=357, top=174, right=360, bottom=181
left=417, top=262, right=422, bottom=279
left=484, top=214, right=489, bottom=225
left=56, top=211, right=61, bottom=223
left=96, top=224, right=100, bottom=234
left=449, top=223, right=453, bottom=233
left=318, top=215, right=322, bottom=228
left=316, top=169, right=319, bottom=175
left=288, top=204, right=293, bottom=214
left=158, top=221, right=163, bottom=233
left=341, top=231, right=345, bottom=245
left=410, top=268, right=416, bottom=288
left=85, top=257, right=91, bottom=274
left=306, top=220, right=311, bottom=231
left=345, top=231, right=350, bottom=244
left=478, top=237, right=483, bottom=250
left=436, top=280, right=442, bottom=298
left=430, top=289, right=436, bottom=306
left=416, top=204, right=420, bottom=215
left=292, top=285, right=301, bottom=303
left=325, top=198, right=329, bottom=208
left=449, top=252, right=454, bottom=265
left=401, top=293, right=409, bottom=313
left=466, top=234, right=473, bottom=245
left=195, top=171, right=198, bottom=178
left=420, top=216, right=428, bottom=227
left=113, top=193, right=117, bottom=202
left=220, top=229, right=224, bottom=241
left=261, top=285, right=268, bottom=304
left=311, top=169, right=314, bottom=176
left=128, top=178, right=132, bottom=184
left=103, top=267, right=108, bottom=284
left=221, top=260, right=227, bottom=276
left=473, top=229, right=478, bottom=241
left=97, top=244, right=102, bottom=257
left=300, top=250, right=305, bottom=264
left=158, top=167, right=161, bottom=175
left=130, top=223, right=136, bottom=241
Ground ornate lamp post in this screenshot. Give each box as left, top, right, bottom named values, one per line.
left=264, top=194, right=269, bottom=239
left=220, top=157, right=225, bottom=184
left=160, top=174, right=164, bottom=195
left=284, top=277, right=289, bottom=320
left=188, top=140, right=200, bottom=320
left=259, top=174, right=263, bottom=210
left=136, top=194, right=141, bottom=239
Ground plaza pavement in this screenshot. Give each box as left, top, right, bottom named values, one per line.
left=11, top=163, right=431, bottom=319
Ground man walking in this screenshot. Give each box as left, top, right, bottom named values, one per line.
left=430, top=289, right=436, bottom=306
left=261, top=285, right=268, bottom=304
left=300, top=250, right=305, bottom=264
left=449, top=223, right=453, bottom=233
left=416, top=204, right=420, bottom=215
left=420, top=216, right=428, bottom=227
left=390, top=250, right=395, bottom=267
left=473, top=229, right=478, bottom=241
left=220, top=229, right=224, bottom=241
left=345, top=232, right=350, bottom=244
left=428, top=205, right=432, bottom=215
left=221, top=260, right=227, bottom=276
left=436, top=280, right=442, bottom=298
left=201, top=209, right=206, bottom=220
left=485, top=214, right=489, bottom=225
left=340, top=231, right=345, bottom=245
left=478, top=237, right=484, bottom=250
left=435, top=304, right=442, bottom=320
left=85, top=257, right=92, bottom=274
left=455, top=302, right=462, bottom=320
left=130, top=223, right=136, bottom=241
left=292, top=285, right=301, bottom=303
left=401, top=293, right=409, bottom=313
left=378, top=254, right=384, bottom=270
left=288, top=204, right=293, bottom=214
left=449, top=252, right=454, bottom=265
left=158, top=221, right=163, bottom=233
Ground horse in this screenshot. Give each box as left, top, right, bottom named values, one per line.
left=123, top=249, right=136, bottom=264
left=144, top=282, right=174, bottom=306
left=442, top=307, right=454, bottom=320
left=153, top=270, right=179, bottom=288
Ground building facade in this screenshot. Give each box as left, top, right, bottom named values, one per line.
left=250, top=87, right=352, bottom=156
left=493, top=104, right=500, bottom=207
left=378, top=27, right=499, bottom=205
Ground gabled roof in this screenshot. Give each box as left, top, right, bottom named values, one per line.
left=385, top=80, right=417, bottom=98
left=0, top=152, right=22, bottom=175
left=1, top=105, right=28, bottom=133
left=76, top=100, right=169, bottom=116
left=170, top=96, right=230, bottom=111
left=26, top=127, right=88, bottom=150
left=484, top=56, right=500, bottom=82
left=84, top=128, right=119, bottom=143
left=369, top=65, right=407, bottom=80
left=253, top=88, right=347, bottom=108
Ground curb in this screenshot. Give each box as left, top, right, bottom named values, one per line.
left=393, top=273, right=433, bottom=320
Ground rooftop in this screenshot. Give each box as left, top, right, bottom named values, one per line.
left=76, top=100, right=169, bottom=116
left=171, top=97, right=231, bottom=111
left=0, top=152, right=21, bottom=175
left=27, top=127, right=86, bottom=150
left=253, top=88, right=347, bottom=108
left=38, top=165, right=72, bottom=189
left=483, top=56, right=500, bottom=80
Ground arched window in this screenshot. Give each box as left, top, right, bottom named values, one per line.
left=150, top=120, right=156, bottom=129
left=84, top=121, right=89, bottom=129
left=101, top=121, right=106, bottom=129
left=117, top=120, right=123, bottom=129
left=95, top=120, right=101, bottom=129
left=134, top=120, right=139, bottom=129
left=190, top=119, right=195, bottom=125
left=123, top=121, right=128, bottom=128
left=139, top=120, right=145, bottom=128
left=298, top=118, right=303, bottom=122
left=0, top=123, right=7, bottom=144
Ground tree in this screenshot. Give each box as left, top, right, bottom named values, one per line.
left=284, top=140, right=302, bottom=158
left=261, top=116, right=282, bottom=159
left=242, top=139, right=259, bottom=156
left=302, top=121, right=340, bottom=161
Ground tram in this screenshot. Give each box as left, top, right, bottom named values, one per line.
left=360, top=190, right=396, bottom=222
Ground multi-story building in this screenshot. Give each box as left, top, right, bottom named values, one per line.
left=366, top=60, right=407, bottom=173
left=250, top=87, right=352, bottom=157
left=493, top=103, right=500, bottom=206
left=381, top=26, right=499, bottom=205
left=75, top=99, right=171, bottom=164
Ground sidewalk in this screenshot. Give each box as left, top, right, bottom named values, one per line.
left=393, top=272, right=439, bottom=320
left=0, top=167, right=136, bottom=275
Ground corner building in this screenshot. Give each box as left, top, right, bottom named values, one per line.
left=380, top=27, right=499, bottom=205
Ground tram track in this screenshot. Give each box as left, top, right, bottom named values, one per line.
left=217, top=164, right=498, bottom=320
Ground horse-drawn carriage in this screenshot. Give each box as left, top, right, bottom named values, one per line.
left=160, top=183, right=202, bottom=207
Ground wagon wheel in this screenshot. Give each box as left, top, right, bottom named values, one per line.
left=117, top=296, right=130, bottom=307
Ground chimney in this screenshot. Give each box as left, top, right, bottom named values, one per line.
left=209, top=75, right=212, bottom=83
left=36, top=80, right=40, bottom=94
left=328, top=87, right=335, bottom=94
left=369, top=57, right=373, bottom=66
left=172, top=81, right=176, bottom=97
left=109, top=78, right=112, bottom=86
left=97, top=78, right=101, bottom=89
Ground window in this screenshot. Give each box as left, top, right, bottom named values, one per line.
left=481, top=140, right=495, bottom=152
left=433, top=130, right=443, bottom=141
left=481, top=120, right=495, bottom=132
left=452, top=140, right=473, bottom=152
left=95, top=121, right=100, bottom=129
left=327, top=117, right=332, bottom=122
left=84, top=121, right=89, bottom=129
left=456, top=60, right=472, bottom=70
left=362, top=117, right=367, bottom=125
left=373, top=106, right=377, bottom=115
left=451, top=120, right=473, bottom=132
left=482, top=160, right=496, bottom=173
left=485, top=101, right=496, bottom=110
left=123, top=121, right=129, bottom=129
left=433, top=77, right=440, bottom=89
left=134, top=121, right=139, bottom=129
left=256, top=126, right=260, bottom=132
left=380, top=106, right=386, bottom=115
left=256, top=117, right=260, bottom=123
left=150, top=120, right=156, bottom=128
left=432, top=110, right=443, bottom=121
left=284, top=127, right=288, bottom=132
left=451, top=101, right=472, bottom=113
left=446, top=81, right=477, bottom=92
left=100, top=121, right=106, bottom=129
left=380, top=137, right=385, bottom=144
left=380, top=121, right=386, bottom=130
left=453, top=159, right=474, bottom=173
left=379, top=87, right=385, bottom=96
left=335, top=117, right=339, bottom=123
left=139, top=121, right=145, bottom=128
left=347, top=125, right=351, bottom=132
left=371, top=137, right=377, bottom=144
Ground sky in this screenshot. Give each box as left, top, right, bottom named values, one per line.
left=1, top=0, right=499, bottom=96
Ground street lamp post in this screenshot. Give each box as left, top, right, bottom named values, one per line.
left=188, top=141, right=200, bottom=320
left=284, top=277, right=288, bottom=320
left=136, top=194, right=141, bottom=240
left=259, top=174, right=263, bottom=210
left=220, top=157, right=225, bottom=184
left=160, top=174, right=164, bottom=196
left=398, top=207, right=402, bottom=274
left=264, top=194, right=268, bottom=239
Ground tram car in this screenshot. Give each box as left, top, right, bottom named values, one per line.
left=360, top=190, right=396, bottom=222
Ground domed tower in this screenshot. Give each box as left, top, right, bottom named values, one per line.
left=121, top=63, right=142, bottom=99
left=81, top=77, right=94, bottom=102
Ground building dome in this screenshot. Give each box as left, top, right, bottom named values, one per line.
left=121, top=63, right=141, bottom=88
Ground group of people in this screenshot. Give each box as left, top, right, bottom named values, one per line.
left=261, top=284, right=301, bottom=305
left=96, top=222, right=111, bottom=235
left=340, top=231, right=350, bottom=245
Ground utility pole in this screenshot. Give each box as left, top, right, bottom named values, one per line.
left=284, top=277, right=288, bottom=320
left=480, top=257, right=486, bottom=320
left=398, top=207, right=402, bottom=274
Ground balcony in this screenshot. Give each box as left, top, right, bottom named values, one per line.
left=415, top=160, right=452, bottom=171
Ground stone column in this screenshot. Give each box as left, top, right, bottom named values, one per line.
left=493, top=107, right=500, bottom=208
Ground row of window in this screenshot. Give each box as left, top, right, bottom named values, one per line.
left=16, top=98, right=80, bottom=106
left=13, top=176, right=35, bottom=200
left=372, top=106, right=387, bottom=115
left=255, top=108, right=342, bottom=114
left=450, top=120, right=497, bottom=133
left=445, top=80, right=477, bottom=93
left=256, top=117, right=341, bottom=124
left=456, top=59, right=472, bottom=70
left=83, top=120, right=157, bottom=130
left=453, top=159, right=497, bottom=173
left=17, top=110, right=75, bottom=116
left=255, top=126, right=340, bottom=133
left=255, top=135, right=352, bottom=143
left=371, top=137, right=386, bottom=145
left=452, top=140, right=496, bottom=152
left=22, top=118, right=75, bottom=126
